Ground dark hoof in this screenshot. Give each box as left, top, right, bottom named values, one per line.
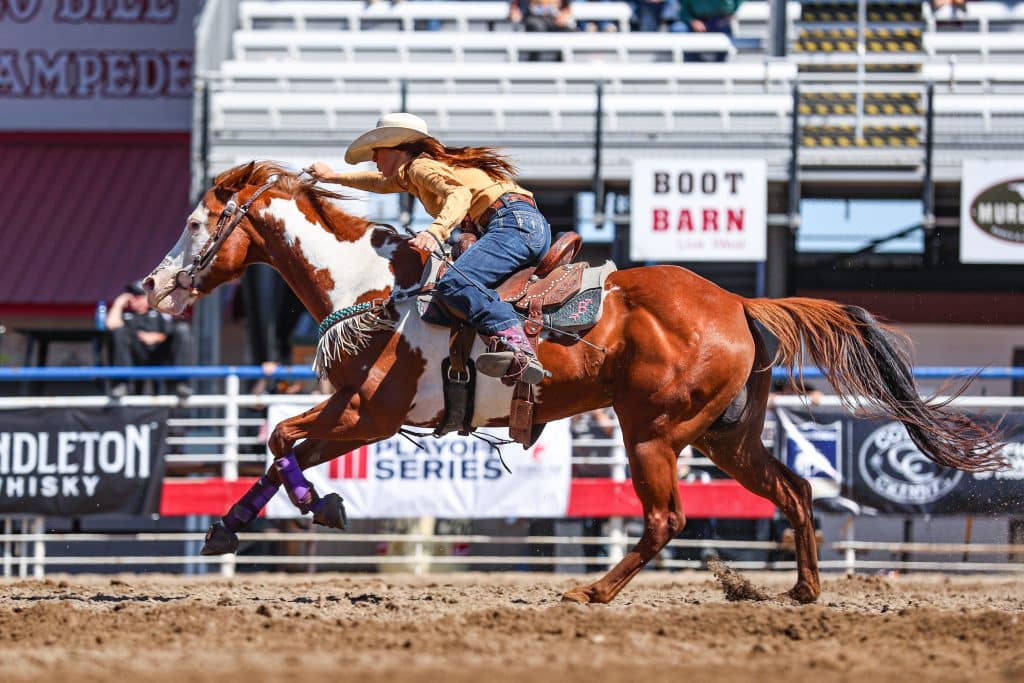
left=312, top=493, right=348, bottom=530
left=200, top=521, right=239, bottom=555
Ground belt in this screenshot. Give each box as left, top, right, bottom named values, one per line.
left=462, top=192, right=537, bottom=233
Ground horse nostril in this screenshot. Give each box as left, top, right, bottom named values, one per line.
left=142, top=277, right=155, bottom=293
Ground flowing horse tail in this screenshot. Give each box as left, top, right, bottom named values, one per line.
left=743, top=297, right=1006, bottom=473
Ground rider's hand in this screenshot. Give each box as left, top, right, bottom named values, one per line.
left=409, top=231, right=439, bottom=253
left=305, top=161, right=332, bottom=180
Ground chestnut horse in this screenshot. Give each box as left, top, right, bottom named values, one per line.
left=145, top=162, right=1003, bottom=604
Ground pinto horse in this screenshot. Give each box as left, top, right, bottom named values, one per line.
left=145, top=162, right=1003, bottom=604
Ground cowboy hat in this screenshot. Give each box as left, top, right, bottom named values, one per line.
left=344, top=112, right=434, bottom=164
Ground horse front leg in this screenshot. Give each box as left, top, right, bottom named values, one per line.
left=562, top=437, right=685, bottom=604
left=202, top=390, right=394, bottom=555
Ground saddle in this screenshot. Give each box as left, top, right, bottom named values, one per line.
left=430, top=231, right=607, bottom=448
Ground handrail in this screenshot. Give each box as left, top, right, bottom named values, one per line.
left=2, top=365, right=1024, bottom=381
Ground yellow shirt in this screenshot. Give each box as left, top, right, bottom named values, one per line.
left=332, top=156, right=530, bottom=241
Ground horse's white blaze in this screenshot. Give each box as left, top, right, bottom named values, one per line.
left=264, top=198, right=394, bottom=310
left=148, top=203, right=209, bottom=314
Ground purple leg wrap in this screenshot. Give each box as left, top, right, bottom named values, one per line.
left=222, top=475, right=280, bottom=532
left=275, top=453, right=319, bottom=514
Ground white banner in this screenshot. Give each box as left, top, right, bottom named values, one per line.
left=0, top=0, right=197, bottom=131
left=630, top=159, right=767, bottom=262
left=265, top=403, right=573, bottom=519
left=960, top=161, right=1024, bottom=263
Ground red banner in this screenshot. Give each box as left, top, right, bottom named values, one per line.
left=161, top=477, right=775, bottom=519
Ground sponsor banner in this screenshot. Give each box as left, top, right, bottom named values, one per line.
left=0, top=407, right=167, bottom=515
left=960, top=161, right=1024, bottom=263
left=630, top=159, right=766, bottom=262
left=775, top=407, right=844, bottom=499
left=850, top=415, right=1024, bottom=515
left=0, top=0, right=197, bottom=130
left=265, top=403, right=572, bottom=519
left=779, top=407, right=1024, bottom=514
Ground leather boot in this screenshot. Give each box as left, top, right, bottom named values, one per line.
left=476, top=323, right=546, bottom=385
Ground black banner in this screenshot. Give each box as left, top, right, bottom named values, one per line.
left=775, top=407, right=1024, bottom=515
left=0, top=407, right=167, bottom=516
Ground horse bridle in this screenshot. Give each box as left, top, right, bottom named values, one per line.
left=173, top=175, right=280, bottom=292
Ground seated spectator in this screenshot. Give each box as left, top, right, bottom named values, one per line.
left=579, top=0, right=620, bottom=32
left=510, top=0, right=574, bottom=60
left=669, top=0, right=744, bottom=61
left=932, top=0, right=967, bottom=29
left=107, top=280, right=192, bottom=399
left=632, top=0, right=679, bottom=32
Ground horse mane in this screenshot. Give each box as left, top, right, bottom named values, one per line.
left=213, top=160, right=390, bottom=239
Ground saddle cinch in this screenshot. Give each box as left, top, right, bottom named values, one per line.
left=422, top=231, right=617, bottom=448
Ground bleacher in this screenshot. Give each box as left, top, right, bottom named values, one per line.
left=199, top=0, right=1024, bottom=187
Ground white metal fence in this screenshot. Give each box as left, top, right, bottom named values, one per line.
left=2, top=372, right=1024, bottom=578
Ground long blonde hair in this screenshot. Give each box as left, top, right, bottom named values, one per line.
left=394, top=138, right=518, bottom=182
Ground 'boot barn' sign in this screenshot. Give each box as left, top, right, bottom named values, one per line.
left=630, top=159, right=766, bottom=262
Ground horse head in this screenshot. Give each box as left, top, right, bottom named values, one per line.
left=145, top=160, right=425, bottom=320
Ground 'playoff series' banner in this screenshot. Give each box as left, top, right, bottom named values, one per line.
left=776, top=406, right=1024, bottom=515
left=0, top=407, right=167, bottom=515
left=265, top=403, right=572, bottom=519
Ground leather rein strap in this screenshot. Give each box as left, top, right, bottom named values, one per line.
left=174, top=175, right=280, bottom=292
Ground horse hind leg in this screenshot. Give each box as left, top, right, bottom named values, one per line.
left=699, top=426, right=820, bottom=603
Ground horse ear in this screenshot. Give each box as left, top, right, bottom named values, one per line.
left=216, top=161, right=258, bottom=193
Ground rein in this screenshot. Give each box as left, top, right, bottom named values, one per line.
left=174, top=175, right=281, bottom=292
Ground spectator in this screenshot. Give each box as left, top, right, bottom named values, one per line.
left=631, top=0, right=678, bottom=32
left=107, top=280, right=192, bottom=399
left=931, top=0, right=967, bottom=30
left=579, top=0, right=619, bottom=32
left=510, top=0, right=574, bottom=61
left=669, top=0, right=744, bottom=61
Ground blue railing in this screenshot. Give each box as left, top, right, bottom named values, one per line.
left=0, top=365, right=316, bottom=381
left=1, top=365, right=1024, bottom=381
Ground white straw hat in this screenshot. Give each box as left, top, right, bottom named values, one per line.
left=344, top=112, right=434, bottom=164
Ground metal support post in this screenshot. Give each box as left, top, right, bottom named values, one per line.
left=788, top=82, right=801, bottom=234
left=223, top=373, right=240, bottom=481
left=606, top=424, right=628, bottom=567
left=769, top=0, right=788, bottom=57
left=844, top=514, right=856, bottom=576
left=2, top=517, right=11, bottom=578
left=856, top=0, right=866, bottom=141
left=592, top=80, right=606, bottom=229
left=18, top=518, right=28, bottom=578
left=923, top=82, right=939, bottom=266
left=33, top=517, right=44, bottom=579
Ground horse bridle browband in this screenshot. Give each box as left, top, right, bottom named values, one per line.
left=174, top=175, right=280, bottom=292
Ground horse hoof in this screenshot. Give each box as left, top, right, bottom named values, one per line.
left=561, top=588, right=592, bottom=604
left=312, top=493, right=348, bottom=530
left=787, top=581, right=820, bottom=604
left=200, top=522, right=239, bottom=555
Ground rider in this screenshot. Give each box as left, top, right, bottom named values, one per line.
left=306, top=112, right=551, bottom=384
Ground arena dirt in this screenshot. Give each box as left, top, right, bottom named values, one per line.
left=1, top=571, right=1022, bottom=682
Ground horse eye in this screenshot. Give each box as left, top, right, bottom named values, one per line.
left=188, top=220, right=200, bottom=233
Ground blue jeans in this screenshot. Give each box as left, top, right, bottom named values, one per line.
left=435, top=197, right=551, bottom=335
